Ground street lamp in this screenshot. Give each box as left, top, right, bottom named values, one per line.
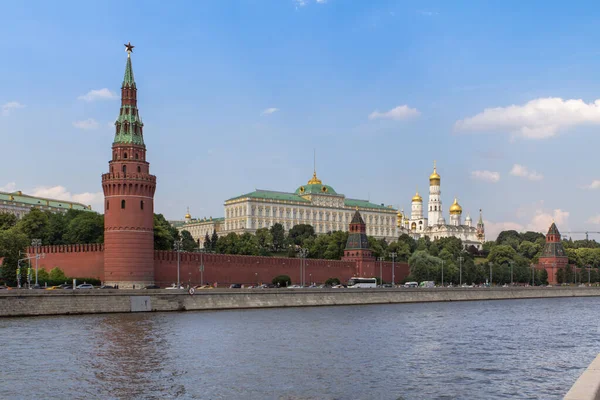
left=390, top=252, right=397, bottom=286
left=377, top=257, right=384, bottom=287
left=440, top=259, right=444, bottom=288
left=31, top=239, right=42, bottom=287
left=198, top=248, right=205, bottom=286
left=489, top=262, right=493, bottom=287
left=299, top=248, right=308, bottom=287
left=458, top=256, right=464, bottom=287
left=509, top=261, right=514, bottom=286
left=174, top=239, right=183, bottom=288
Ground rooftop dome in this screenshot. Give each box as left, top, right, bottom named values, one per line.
left=429, top=161, right=441, bottom=186
left=449, top=198, right=463, bottom=215
left=412, top=190, right=423, bottom=203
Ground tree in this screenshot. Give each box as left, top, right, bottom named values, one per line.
left=487, top=245, right=518, bottom=266
left=270, top=223, right=285, bottom=252
left=0, top=213, right=17, bottom=231
left=398, top=233, right=417, bottom=253
left=408, top=250, right=443, bottom=283
left=324, top=277, right=340, bottom=286
left=154, top=214, right=178, bottom=250
left=323, top=231, right=348, bottom=260
left=17, top=208, right=50, bottom=242
left=64, top=212, right=104, bottom=244
left=0, top=227, right=29, bottom=285
left=49, top=267, right=67, bottom=282
left=237, top=233, right=259, bottom=256
left=272, top=274, right=291, bottom=287
left=496, top=230, right=521, bottom=245
left=216, top=233, right=240, bottom=254
left=287, top=224, right=316, bottom=246
left=255, top=228, right=273, bottom=256
left=211, top=229, right=219, bottom=250
left=203, top=233, right=211, bottom=250
left=518, top=241, right=539, bottom=260
left=180, top=230, right=198, bottom=252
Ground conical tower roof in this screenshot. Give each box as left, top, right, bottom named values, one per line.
left=547, top=222, right=560, bottom=236
left=350, top=209, right=365, bottom=225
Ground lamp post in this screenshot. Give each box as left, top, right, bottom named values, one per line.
left=390, top=252, right=397, bottom=286
left=509, top=261, right=514, bottom=286
left=174, top=239, right=183, bottom=288
left=299, top=248, right=308, bottom=287
left=377, top=257, right=384, bottom=287
left=441, top=259, right=444, bottom=288
left=589, top=265, right=591, bottom=285
left=489, top=262, right=493, bottom=287
left=531, top=264, right=535, bottom=287
left=31, top=239, right=42, bottom=287
left=198, top=248, right=205, bottom=286
left=458, top=256, right=464, bottom=287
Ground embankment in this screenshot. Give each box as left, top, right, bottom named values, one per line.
left=2, top=287, right=600, bottom=317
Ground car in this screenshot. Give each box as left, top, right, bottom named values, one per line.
left=0, top=285, right=11, bottom=290
left=287, top=285, right=303, bottom=289
left=165, top=284, right=185, bottom=290
left=99, top=285, right=115, bottom=289
left=143, top=285, right=161, bottom=289
left=381, top=283, right=393, bottom=288
left=46, top=286, right=62, bottom=290
left=32, top=284, right=45, bottom=289
left=229, top=284, right=242, bottom=289
left=76, top=284, right=94, bottom=289
left=194, top=285, right=213, bottom=290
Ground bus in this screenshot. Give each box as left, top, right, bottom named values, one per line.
left=404, top=282, right=418, bottom=288
left=347, top=277, right=377, bottom=288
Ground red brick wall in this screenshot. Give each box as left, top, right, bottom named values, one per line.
left=153, top=252, right=410, bottom=287
left=23, top=247, right=411, bottom=287
left=26, top=244, right=105, bottom=280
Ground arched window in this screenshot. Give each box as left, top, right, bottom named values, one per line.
left=124, top=152, right=128, bottom=159
left=121, top=200, right=126, bottom=209
left=137, top=166, right=141, bottom=173
left=140, top=200, right=144, bottom=210
left=434, top=206, right=437, bottom=211
left=106, top=201, right=109, bottom=210
left=122, top=165, right=126, bottom=173
left=135, top=153, right=139, bottom=160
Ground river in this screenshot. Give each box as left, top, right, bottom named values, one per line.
left=2, top=297, right=598, bottom=399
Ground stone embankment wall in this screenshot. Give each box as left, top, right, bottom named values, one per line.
left=2, top=287, right=600, bottom=318
left=564, top=353, right=600, bottom=400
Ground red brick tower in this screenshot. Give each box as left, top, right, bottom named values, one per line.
left=101, top=43, right=156, bottom=288
left=342, top=209, right=375, bottom=276
left=537, top=222, right=568, bottom=284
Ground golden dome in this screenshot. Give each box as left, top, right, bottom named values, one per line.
left=449, top=198, right=463, bottom=215
left=429, top=161, right=440, bottom=185
left=412, top=191, right=422, bottom=203
left=185, top=207, right=191, bottom=219
left=307, top=171, right=322, bottom=185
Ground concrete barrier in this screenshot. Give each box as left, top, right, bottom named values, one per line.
left=2, top=286, right=600, bottom=317
left=564, top=354, right=600, bottom=400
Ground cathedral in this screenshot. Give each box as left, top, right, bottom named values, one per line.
left=396, top=162, right=485, bottom=250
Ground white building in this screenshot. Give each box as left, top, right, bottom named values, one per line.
left=0, top=190, right=92, bottom=219
left=178, top=171, right=398, bottom=247
left=397, top=162, right=485, bottom=249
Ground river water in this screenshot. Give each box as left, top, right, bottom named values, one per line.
left=2, top=297, right=599, bottom=399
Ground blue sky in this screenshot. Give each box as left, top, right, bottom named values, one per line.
left=1, top=0, right=600, bottom=239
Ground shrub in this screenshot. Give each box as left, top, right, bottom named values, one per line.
left=272, top=275, right=291, bottom=287
left=324, top=277, right=340, bottom=286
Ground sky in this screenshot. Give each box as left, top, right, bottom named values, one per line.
left=1, top=0, right=600, bottom=240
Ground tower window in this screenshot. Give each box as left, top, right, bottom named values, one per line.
left=122, top=165, right=127, bottom=173
left=121, top=200, right=126, bottom=209
left=106, top=201, right=109, bottom=210
left=124, top=152, right=128, bottom=159
left=135, top=153, right=139, bottom=160
left=137, top=166, right=141, bottom=173
left=140, top=200, right=144, bottom=210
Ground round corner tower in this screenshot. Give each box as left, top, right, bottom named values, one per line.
left=101, top=43, right=156, bottom=288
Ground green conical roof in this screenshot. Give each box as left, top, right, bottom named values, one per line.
left=122, top=55, right=136, bottom=88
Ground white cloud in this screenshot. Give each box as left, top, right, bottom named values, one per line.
left=78, top=88, right=117, bottom=102
left=316, top=0, right=327, bottom=3
left=455, top=97, right=600, bottom=139
left=261, top=107, right=279, bottom=116
left=510, top=164, right=543, bottom=181
left=583, top=180, right=600, bottom=190
left=73, top=118, right=99, bottom=130
left=484, top=207, right=569, bottom=240
left=471, top=170, right=500, bottom=183
left=31, top=185, right=104, bottom=211
left=0, top=182, right=17, bottom=192
left=1, top=101, right=25, bottom=116
left=588, top=215, right=600, bottom=225
left=368, top=105, right=420, bottom=121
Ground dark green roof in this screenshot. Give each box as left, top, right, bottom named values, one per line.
left=0, top=191, right=92, bottom=211
left=227, top=190, right=310, bottom=203
left=547, top=222, right=560, bottom=236
left=345, top=198, right=395, bottom=211
left=350, top=210, right=365, bottom=224
left=294, top=183, right=338, bottom=195
left=540, top=242, right=567, bottom=258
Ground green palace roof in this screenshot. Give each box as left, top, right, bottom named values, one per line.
left=0, top=191, right=93, bottom=212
